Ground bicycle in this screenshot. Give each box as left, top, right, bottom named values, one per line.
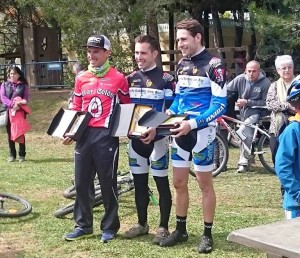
left=216, top=114, right=274, bottom=173
left=54, top=171, right=158, bottom=218
left=0, top=193, right=32, bottom=218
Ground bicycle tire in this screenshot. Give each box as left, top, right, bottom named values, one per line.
left=189, top=132, right=229, bottom=177
left=54, top=192, right=103, bottom=218
left=0, top=193, right=32, bottom=218
left=63, top=184, right=101, bottom=199
left=257, top=134, right=275, bottom=174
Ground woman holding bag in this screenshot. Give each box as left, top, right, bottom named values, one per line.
left=0, top=66, right=30, bottom=162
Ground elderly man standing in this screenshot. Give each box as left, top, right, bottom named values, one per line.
left=227, top=60, right=271, bottom=173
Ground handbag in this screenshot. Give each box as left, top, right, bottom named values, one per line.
left=0, top=109, right=8, bottom=127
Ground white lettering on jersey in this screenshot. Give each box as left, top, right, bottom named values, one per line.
left=129, top=88, right=165, bottom=100
left=177, top=75, right=210, bottom=88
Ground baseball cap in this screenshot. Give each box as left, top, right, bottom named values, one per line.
left=83, top=35, right=111, bottom=50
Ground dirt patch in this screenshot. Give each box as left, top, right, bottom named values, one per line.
left=0, top=234, right=26, bottom=257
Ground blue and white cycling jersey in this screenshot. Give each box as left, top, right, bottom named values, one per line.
left=169, top=49, right=227, bottom=129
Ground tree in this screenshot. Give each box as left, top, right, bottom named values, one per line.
left=249, top=0, right=300, bottom=61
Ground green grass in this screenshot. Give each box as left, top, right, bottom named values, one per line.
left=0, top=89, right=283, bottom=257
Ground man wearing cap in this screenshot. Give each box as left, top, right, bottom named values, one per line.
left=62, top=34, right=130, bottom=242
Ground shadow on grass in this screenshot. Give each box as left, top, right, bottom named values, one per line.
left=32, top=158, right=74, bottom=163
left=0, top=212, right=40, bottom=224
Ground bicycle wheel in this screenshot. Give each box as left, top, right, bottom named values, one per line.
left=0, top=193, right=32, bottom=218
left=63, top=184, right=101, bottom=199
left=257, top=134, right=275, bottom=174
left=117, top=176, right=135, bottom=196
left=54, top=192, right=103, bottom=218
left=189, top=132, right=229, bottom=177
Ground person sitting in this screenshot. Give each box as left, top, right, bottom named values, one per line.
left=227, top=60, right=271, bottom=173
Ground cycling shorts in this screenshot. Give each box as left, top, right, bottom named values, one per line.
left=129, top=137, right=169, bottom=177
left=171, top=126, right=216, bottom=172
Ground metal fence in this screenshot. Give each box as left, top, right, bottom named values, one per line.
left=0, top=61, right=76, bottom=89
left=25, top=61, right=76, bottom=89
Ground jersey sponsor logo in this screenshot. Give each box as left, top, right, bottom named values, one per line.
left=203, top=104, right=225, bottom=123
left=96, top=88, right=114, bottom=98
left=209, top=57, right=222, bottom=68
left=192, top=66, right=198, bottom=75
left=132, top=79, right=141, bottom=82
left=214, top=68, right=225, bottom=84
left=163, top=73, right=174, bottom=82
left=88, top=97, right=103, bottom=117
left=146, top=79, right=153, bottom=87
left=129, top=87, right=164, bottom=99
left=82, top=89, right=94, bottom=96
left=177, top=75, right=209, bottom=88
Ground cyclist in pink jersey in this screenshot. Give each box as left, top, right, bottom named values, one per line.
left=62, top=34, right=130, bottom=243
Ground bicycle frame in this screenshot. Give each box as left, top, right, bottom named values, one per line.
left=217, top=115, right=271, bottom=154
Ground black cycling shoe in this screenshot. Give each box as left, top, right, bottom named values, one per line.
left=160, top=230, right=188, bottom=247
left=198, top=235, right=213, bottom=253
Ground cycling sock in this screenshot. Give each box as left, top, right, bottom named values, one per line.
left=153, top=176, right=172, bottom=229
left=203, top=222, right=213, bottom=238
left=132, top=173, right=149, bottom=226
left=176, top=215, right=187, bottom=233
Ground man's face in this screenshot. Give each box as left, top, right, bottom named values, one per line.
left=134, top=42, right=157, bottom=70
left=245, top=63, right=260, bottom=82
left=176, top=29, right=202, bottom=57
left=277, top=63, right=294, bottom=81
left=87, top=47, right=110, bottom=67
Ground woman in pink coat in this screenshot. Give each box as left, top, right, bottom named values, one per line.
left=0, top=66, right=30, bottom=162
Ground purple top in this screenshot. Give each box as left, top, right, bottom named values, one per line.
left=0, top=80, right=29, bottom=108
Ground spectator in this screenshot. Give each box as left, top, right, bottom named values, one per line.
left=159, top=18, right=227, bottom=254
left=275, top=75, right=300, bottom=219
left=266, top=55, right=295, bottom=163
left=124, top=35, right=174, bottom=245
left=227, top=60, right=271, bottom=173
left=62, top=34, right=130, bottom=242
left=0, top=66, right=30, bottom=162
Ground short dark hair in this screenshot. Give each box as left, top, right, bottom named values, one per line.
left=175, top=18, right=204, bottom=45
left=134, top=35, right=159, bottom=52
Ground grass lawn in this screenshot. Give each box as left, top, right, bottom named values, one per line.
left=0, top=89, right=283, bottom=258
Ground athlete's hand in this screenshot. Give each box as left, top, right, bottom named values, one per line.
left=62, top=136, right=74, bottom=145
left=140, top=127, right=156, bottom=144
left=165, top=109, right=172, bottom=116
left=170, top=120, right=191, bottom=137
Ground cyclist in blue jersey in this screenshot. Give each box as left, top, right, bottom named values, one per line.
left=124, top=35, right=175, bottom=245
left=276, top=75, right=300, bottom=219
left=159, top=19, right=227, bottom=254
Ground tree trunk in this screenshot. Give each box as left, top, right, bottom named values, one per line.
left=249, top=13, right=257, bottom=60
left=211, top=5, right=225, bottom=60
left=147, top=13, right=162, bottom=68
left=203, top=11, right=210, bottom=48
left=233, top=9, right=245, bottom=75
left=168, top=11, right=175, bottom=72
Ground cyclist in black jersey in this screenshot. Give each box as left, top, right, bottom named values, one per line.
left=124, top=35, right=175, bottom=245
